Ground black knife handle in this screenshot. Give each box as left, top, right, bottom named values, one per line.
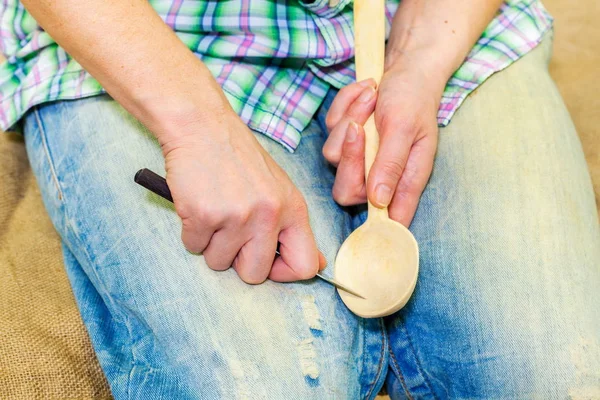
left=134, top=168, right=173, bottom=203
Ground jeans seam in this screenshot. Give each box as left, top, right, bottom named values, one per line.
left=365, top=318, right=387, bottom=400
left=32, top=107, right=137, bottom=399
left=34, top=108, right=64, bottom=201
left=63, top=216, right=138, bottom=400
left=401, top=323, right=439, bottom=400
left=388, top=341, right=414, bottom=400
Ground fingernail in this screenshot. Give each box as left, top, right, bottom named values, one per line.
left=346, top=122, right=358, bottom=143
left=375, top=184, right=393, bottom=206
left=358, top=86, right=376, bottom=103
left=358, top=78, right=376, bottom=88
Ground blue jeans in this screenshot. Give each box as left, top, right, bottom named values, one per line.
left=23, top=37, right=600, bottom=398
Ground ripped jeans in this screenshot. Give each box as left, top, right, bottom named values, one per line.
left=24, top=37, right=600, bottom=399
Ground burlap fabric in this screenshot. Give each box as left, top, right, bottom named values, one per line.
left=0, top=132, right=111, bottom=398
left=0, top=0, right=598, bottom=397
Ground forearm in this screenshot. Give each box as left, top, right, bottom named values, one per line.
left=386, top=0, right=504, bottom=96
left=21, top=0, right=228, bottom=143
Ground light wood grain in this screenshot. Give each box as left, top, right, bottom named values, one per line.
left=334, top=0, right=419, bottom=318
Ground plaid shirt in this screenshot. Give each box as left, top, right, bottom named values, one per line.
left=0, top=0, right=552, bottom=151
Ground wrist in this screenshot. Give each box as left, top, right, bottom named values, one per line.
left=384, top=47, right=449, bottom=104
left=384, top=0, right=478, bottom=98
left=385, top=28, right=460, bottom=99
left=138, top=82, right=232, bottom=147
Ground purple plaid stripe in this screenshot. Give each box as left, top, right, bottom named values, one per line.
left=0, top=0, right=553, bottom=151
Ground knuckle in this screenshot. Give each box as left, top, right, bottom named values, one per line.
left=399, top=163, right=418, bottom=188
left=380, top=158, right=406, bottom=181
left=322, top=142, right=339, bottom=163
left=174, top=199, right=193, bottom=221
left=181, top=233, right=201, bottom=254
left=378, top=110, right=418, bottom=139
left=395, top=178, right=413, bottom=197
left=290, top=195, right=309, bottom=218
left=180, top=201, right=221, bottom=228
left=181, top=216, right=195, bottom=231
left=296, top=263, right=318, bottom=280
left=241, top=273, right=267, bottom=285
left=393, top=188, right=412, bottom=204
left=348, top=96, right=375, bottom=118
left=325, top=112, right=336, bottom=132
left=229, top=204, right=252, bottom=225
left=236, top=266, right=268, bottom=285
left=377, top=112, right=394, bottom=136
left=203, top=251, right=229, bottom=271
left=337, top=84, right=353, bottom=98
left=183, top=242, right=201, bottom=253
left=201, top=251, right=218, bottom=269
left=197, top=210, right=219, bottom=229
left=332, top=184, right=352, bottom=206
left=396, top=175, right=424, bottom=200
left=341, top=144, right=361, bottom=162
left=257, top=197, right=283, bottom=226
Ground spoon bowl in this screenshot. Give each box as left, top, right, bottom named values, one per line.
left=333, top=0, right=420, bottom=317
left=334, top=212, right=419, bottom=318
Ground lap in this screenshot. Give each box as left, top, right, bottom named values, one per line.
left=23, top=34, right=599, bottom=399
left=23, top=97, right=387, bottom=399
left=385, top=35, right=600, bottom=398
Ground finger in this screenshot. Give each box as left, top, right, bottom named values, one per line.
left=325, top=78, right=376, bottom=131
left=269, top=204, right=320, bottom=282
left=323, top=90, right=377, bottom=165
left=332, top=122, right=367, bottom=206
left=367, top=120, right=418, bottom=208
left=322, top=119, right=347, bottom=166
left=388, top=134, right=437, bottom=227
left=181, top=217, right=215, bottom=254
left=232, top=233, right=278, bottom=284
left=202, top=227, right=247, bottom=271
left=318, top=251, right=327, bottom=271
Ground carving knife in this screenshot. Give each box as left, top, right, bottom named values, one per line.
left=134, top=168, right=366, bottom=299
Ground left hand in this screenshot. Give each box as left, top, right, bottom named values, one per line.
left=323, top=64, right=441, bottom=227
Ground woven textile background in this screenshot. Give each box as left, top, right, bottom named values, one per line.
left=0, top=132, right=111, bottom=398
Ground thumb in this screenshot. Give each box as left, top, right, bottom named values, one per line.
left=367, top=125, right=414, bottom=208
left=269, top=204, right=320, bottom=282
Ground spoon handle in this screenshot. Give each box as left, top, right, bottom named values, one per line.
left=354, top=0, right=388, bottom=219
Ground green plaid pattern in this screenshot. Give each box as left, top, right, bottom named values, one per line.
left=0, top=0, right=552, bottom=151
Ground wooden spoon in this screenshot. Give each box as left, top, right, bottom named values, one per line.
left=333, top=0, right=419, bottom=318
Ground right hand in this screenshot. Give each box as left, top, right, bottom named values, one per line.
left=159, top=108, right=325, bottom=284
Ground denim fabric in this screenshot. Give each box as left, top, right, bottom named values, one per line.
left=23, top=37, right=600, bottom=399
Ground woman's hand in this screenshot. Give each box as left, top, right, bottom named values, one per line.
left=323, top=64, right=440, bottom=227
left=21, top=0, right=327, bottom=285
left=160, top=109, right=325, bottom=284
left=323, top=0, right=506, bottom=227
